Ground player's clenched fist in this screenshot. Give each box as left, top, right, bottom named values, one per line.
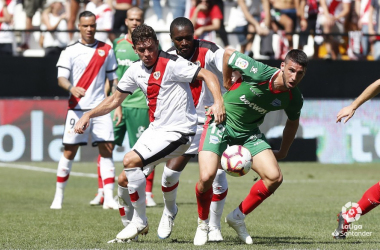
left=74, top=113, right=90, bottom=134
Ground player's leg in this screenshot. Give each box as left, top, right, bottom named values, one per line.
left=333, top=181, right=380, bottom=239
left=89, top=154, right=104, bottom=205
left=116, top=129, right=193, bottom=241
left=51, top=110, right=87, bottom=209
left=68, top=0, right=80, bottom=41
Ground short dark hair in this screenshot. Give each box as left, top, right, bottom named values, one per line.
left=79, top=11, right=95, bottom=20
left=285, top=49, right=308, bottom=69
left=170, top=17, right=194, bottom=34
left=131, top=24, right=158, bottom=46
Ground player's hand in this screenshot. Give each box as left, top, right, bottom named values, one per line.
left=206, top=101, right=226, bottom=124
left=70, top=87, right=86, bottom=98
left=336, top=105, right=356, bottom=123
left=114, top=106, right=122, bottom=126
left=272, top=149, right=287, bottom=160
left=194, top=27, right=204, bottom=37
left=74, top=113, right=90, bottom=134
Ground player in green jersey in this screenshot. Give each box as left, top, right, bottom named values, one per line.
left=90, top=7, right=158, bottom=213
left=193, top=48, right=308, bottom=245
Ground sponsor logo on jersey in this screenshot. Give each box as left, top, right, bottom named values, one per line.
left=117, top=49, right=127, bottom=52
left=249, top=133, right=262, bottom=141
left=98, top=49, right=105, bottom=57
left=235, top=58, right=249, bottom=69
left=271, top=99, right=281, bottom=107
left=117, top=58, right=134, bottom=66
left=250, top=66, right=258, bottom=73
left=153, top=71, right=161, bottom=80
left=249, top=87, right=261, bottom=97
left=240, top=95, right=267, bottom=114
left=209, top=135, right=220, bottom=144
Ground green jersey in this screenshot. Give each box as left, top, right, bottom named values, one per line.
left=225, top=51, right=303, bottom=133
left=113, top=36, right=147, bottom=109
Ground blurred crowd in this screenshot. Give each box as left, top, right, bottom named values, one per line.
left=0, top=0, right=380, bottom=60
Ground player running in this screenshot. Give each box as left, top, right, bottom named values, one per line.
left=74, top=24, right=225, bottom=242
left=333, top=79, right=380, bottom=239
left=193, top=48, right=308, bottom=245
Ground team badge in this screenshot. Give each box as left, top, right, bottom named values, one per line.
left=153, top=71, right=161, bottom=80
left=235, top=58, right=249, bottom=69
left=98, top=49, right=105, bottom=57
left=270, top=99, right=281, bottom=107
left=195, top=60, right=201, bottom=67
left=250, top=66, right=258, bottom=73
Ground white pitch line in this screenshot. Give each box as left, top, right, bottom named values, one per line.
left=0, top=162, right=97, bottom=178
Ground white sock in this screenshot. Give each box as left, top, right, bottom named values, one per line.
left=233, top=206, right=246, bottom=220
left=124, top=167, right=147, bottom=225
left=118, top=185, right=133, bottom=227
left=54, top=155, right=73, bottom=198
left=161, top=165, right=181, bottom=216
left=100, top=157, right=115, bottom=204
left=209, top=169, right=228, bottom=229
left=98, top=188, right=104, bottom=196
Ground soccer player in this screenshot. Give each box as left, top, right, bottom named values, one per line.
left=74, top=24, right=226, bottom=242
left=89, top=7, right=158, bottom=213
left=50, top=11, right=119, bottom=210
left=156, top=17, right=228, bottom=241
left=333, top=79, right=380, bottom=239
left=193, top=48, right=308, bottom=245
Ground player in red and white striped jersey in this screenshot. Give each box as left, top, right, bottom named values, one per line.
left=50, top=11, right=119, bottom=210
left=156, top=17, right=228, bottom=241
left=86, top=0, right=113, bottom=43
left=74, top=24, right=226, bottom=242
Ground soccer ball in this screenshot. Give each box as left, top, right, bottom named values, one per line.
left=221, top=145, right=252, bottom=177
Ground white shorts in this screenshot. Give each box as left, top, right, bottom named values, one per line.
left=63, top=110, right=114, bottom=146
left=184, top=124, right=203, bottom=155
left=132, top=127, right=194, bottom=166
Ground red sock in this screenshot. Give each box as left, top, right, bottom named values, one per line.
left=239, top=179, right=272, bottom=215
left=356, top=182, right=380, bottom=216
left=195, top=183, right=213, bottom=220
left=97, top=155, right=103, bottom=189
left=145, top=169, right=155, bottom=193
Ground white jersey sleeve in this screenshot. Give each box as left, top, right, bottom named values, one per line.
left=169, top=57, right=201, bottom=84
left=106, top=49, right=118, bottom=80
left=117, top=62, right=139, bottom=94
left=56, top=49, right=71, bottom=71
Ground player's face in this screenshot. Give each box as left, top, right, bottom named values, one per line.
left=125, top=11, right=143, bottom=35
left=170, top=25, right=195, bottom=59
left=280, top=60, right=306, bottom=89
left=78, top=16, right=96, bottom=44
left=133, top=39, right=159, bottom=67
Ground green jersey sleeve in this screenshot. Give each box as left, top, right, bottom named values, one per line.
left=284, top=88, right=303, bottom=121
left=227, top=51, right=276, bottom=83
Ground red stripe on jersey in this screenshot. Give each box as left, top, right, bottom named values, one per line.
left=258, top=80, right=269, bottom=85
left=230, top=78, right=242, bottom=91
left=68, top=42, right=111, bottom=109
left=328, top=0, right=340, bottom=15
left=269, top=70, right=289, bottom=94
left=198, top=115, right=213, bottom=151
left=57, top=175, right=70, bottom=183
left=211, top=189, right=228, bottom=201
left=189, top=47, right=207, bottom=107
left=147, top=57, right=170, bottom=122
left=161, top=181, right=179, bottom=192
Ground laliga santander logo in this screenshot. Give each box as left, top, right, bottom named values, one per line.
left=342, top=202, right=362, bottom=223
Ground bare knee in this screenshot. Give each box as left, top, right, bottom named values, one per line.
left=262, top=170, right=283, bottom=192
left=122, top=152, right=143, bottom=169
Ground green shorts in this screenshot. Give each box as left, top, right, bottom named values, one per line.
left=111, top=107, right=149, bottom=147
left=199, top=116, right=271, bottom=157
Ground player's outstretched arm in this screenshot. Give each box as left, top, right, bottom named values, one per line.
left=272, top=118, right=299, bottom=160
left=222, top=47, right=236, bottom=90
left=196, top=68, right=226, bottom=124
left=336, top=79, right=380, bottom=123
left=74, top=90, right=128, bottom=134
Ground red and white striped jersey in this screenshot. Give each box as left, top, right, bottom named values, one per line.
left=167, top=39, right=226, bottom=124
left=57, top=40, right=118, bottom=110
left=325, top=0, right=352, bottom=22
left=86, top=3, right=113, bottom=43
left=117, top=51, right=199, bottom=134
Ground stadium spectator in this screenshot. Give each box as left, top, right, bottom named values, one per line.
left=152, top=0, right=165, bottom=27
left=74, top=24, right=225, bottom=242
left=109, top=0, right=132, bottom=41
left=19, top=0, right=46, bottom=51
left=86, top=0, right=113, bottom=43
left=39, top=0, right=69, bottom=56
left=368, top=0, right=380, bottom=60
left=193, top=49, right=308, bottom=245
left=67, top=0, right=89, bottom=42
left=334, top=79, right=380, bottom=238
left=0, top=0, right=16, bottom=55
left=189, top=0, right=223, bottom=43
left=235, top=0, right=271, bottom=56
left=319, top=0, right=352, bottom=60
left=50, top=11, right=119, bottom=210
left=89, top=7, right=158, bottom=211
left=168, top=0, right=186, bottom=18
left=356, top=0, right=372, bottom=58
left=158, top=17, right=228, bottom=241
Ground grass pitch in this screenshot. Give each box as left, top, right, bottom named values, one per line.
left=1, top=161, right=380, bottom=249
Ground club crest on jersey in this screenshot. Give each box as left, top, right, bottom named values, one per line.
left=98, top=49, right=105, bottom=57
left=235, top=58, right=249, bottom=69
left=153, top=71, right=161, bottom=80
left=271, top=99, right=281, bottom=107
left=194, top=60, right=201, bottom=67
